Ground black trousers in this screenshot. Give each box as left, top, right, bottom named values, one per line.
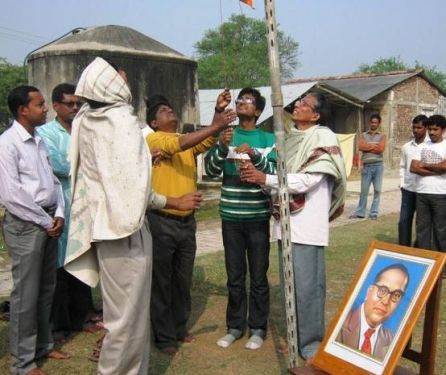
left=416, top=192, right=446, bottom=251
left=398, top=188, right=417, bottom=246
left=222, top=220, right=270, bottom=336
left=51, top=267, right=94, bottom=332
left=148, top=212, right=197, bottom=348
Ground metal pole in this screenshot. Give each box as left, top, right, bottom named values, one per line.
left=264, top=0, right=298, bottom=368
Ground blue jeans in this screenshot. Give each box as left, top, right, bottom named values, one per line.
left=278, top=242, right=326, bottom=359
left=222, top=220, right=270, bottom=337
left=398, top=188, right=417, bottom=246
left=354, top=163, right=384, bottom=218
left=416, top=193, right=446, bottom=251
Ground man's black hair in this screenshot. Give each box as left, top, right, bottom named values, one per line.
left=7, top=85, right=40, bottom=118
left=238, top=87, right=266, bottom=122
left=52, top=83, right=76, bottom=104
left=412, top=114, right=428, bottom=125
left=308, top=92, right=330, bottom=126
left=370, top=113, right=382, bottom=123
left=373, top=263, right=409, bottom=292
left=146, top=95, right=172, bottom=127
left=426, top=114, right=446, bottom=129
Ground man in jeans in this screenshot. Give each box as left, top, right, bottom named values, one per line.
left=205, top=88, right=276, bottom=350
left=350, top=113, right=386, bottom=220
left=410, top=114, right=446, bottom=251
left=398, top=115, right=427, bottom=246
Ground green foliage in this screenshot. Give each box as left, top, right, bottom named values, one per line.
left=194, top=14, right=299, bottom=89
left=0, top=58, right=26, bottom=130
left=357, top=56, right=408, bottom=74
left=357, top=56, right=446, bottom=92
left=415, top=61, right=446, bottom=92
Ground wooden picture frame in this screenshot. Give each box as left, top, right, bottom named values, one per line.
left=313, top=240, right=446, bottom=375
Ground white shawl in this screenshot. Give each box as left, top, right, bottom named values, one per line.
left=65, top=57, right=164, bottom=286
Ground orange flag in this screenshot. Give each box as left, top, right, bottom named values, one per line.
left=240, top=0, right=254, bottom=8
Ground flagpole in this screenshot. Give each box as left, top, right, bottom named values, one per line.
left=263, top=0, right=298, bottom=369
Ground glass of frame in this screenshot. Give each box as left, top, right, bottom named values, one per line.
left=313, top=240, right=446, bottom=375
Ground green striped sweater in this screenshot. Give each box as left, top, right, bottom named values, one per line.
left=205, top=127, right=276, bottom=222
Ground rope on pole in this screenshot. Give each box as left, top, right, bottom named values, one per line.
left=263, top=0, right=298, bottom=368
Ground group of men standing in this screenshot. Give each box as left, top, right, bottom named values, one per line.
left=349, top=110, right=446, bottom=255
left=0, top=56, right=349, bottom=375
left=401, top=114, right=446, bottom=252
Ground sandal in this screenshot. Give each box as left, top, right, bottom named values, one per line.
left=88, top=333, right=105, bottom=362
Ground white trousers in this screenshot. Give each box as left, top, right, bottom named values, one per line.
left=96, top=219, right=152, bottom=375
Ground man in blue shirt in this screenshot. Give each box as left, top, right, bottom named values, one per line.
left=38, top=83, right=98, bottom=339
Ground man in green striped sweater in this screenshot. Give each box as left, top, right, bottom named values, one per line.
left=205, top=87, right=276, bottom=350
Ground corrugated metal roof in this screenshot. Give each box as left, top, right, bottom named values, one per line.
left=320, top=71, right=419, bottom=102
left=199, top=82, right=316, bottom=126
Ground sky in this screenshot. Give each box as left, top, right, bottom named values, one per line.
left=1, top=0, right=445, bottom=80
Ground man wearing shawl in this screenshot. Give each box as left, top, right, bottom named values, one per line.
left=65, top=57, right=201, bottom=375
left=241, top=93, right=346, bottom=366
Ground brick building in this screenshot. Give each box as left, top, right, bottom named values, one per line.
left=287, top=69, right=446, bottom=168
left=198, top=70, right=446, bottom=174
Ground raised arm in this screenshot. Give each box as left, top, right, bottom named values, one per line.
left=179, top=109, right=236, bottom=151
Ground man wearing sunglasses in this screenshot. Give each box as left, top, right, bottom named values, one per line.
left=37, top=84, right=97, bottom=340
left=336, top=263, right=409, bottom=360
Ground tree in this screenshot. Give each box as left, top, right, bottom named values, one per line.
left=0, top=58, right=27, bottom=131
left=357, top=56, right=408, bottom=74
left=194, top=14, right=299, bottom=89
left=357, top=56, right=446, bottom=92
left=415, top=61, right=446, bottom=93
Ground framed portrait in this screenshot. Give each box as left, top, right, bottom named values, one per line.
left=313, top=240, right=446, bottom=375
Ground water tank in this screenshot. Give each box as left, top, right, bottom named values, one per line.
left=27, top=25, right=199, bottom=129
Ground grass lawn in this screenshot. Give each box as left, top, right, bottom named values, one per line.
left=0, top=213, right=445, bottom=374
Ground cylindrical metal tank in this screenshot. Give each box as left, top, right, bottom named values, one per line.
left=27, top=25, right=199, bottom=129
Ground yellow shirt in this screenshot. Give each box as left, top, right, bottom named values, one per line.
left=147, top=131, right=216, bottom=216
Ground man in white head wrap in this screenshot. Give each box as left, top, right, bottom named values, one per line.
left=65, top=57, right=201, bottom=375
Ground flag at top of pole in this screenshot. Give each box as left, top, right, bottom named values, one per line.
left=240, top=0, right=254, bottom=8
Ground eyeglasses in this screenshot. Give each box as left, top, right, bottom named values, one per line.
left=235, top=97, right=255, bottom=105
left=373, top=284, right=405, bottom=303
left=59, top=101, right=82, bottom=108
left=295, top=98, right=316, bottom=111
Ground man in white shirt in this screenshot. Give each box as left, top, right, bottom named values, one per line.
left=410, top=114, right=446, bottom=251
left=240, top=93, right=346, bottom=368
left=398, top=115, right=427, bottom=246
left=0, top=85, right=69, bottom=375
